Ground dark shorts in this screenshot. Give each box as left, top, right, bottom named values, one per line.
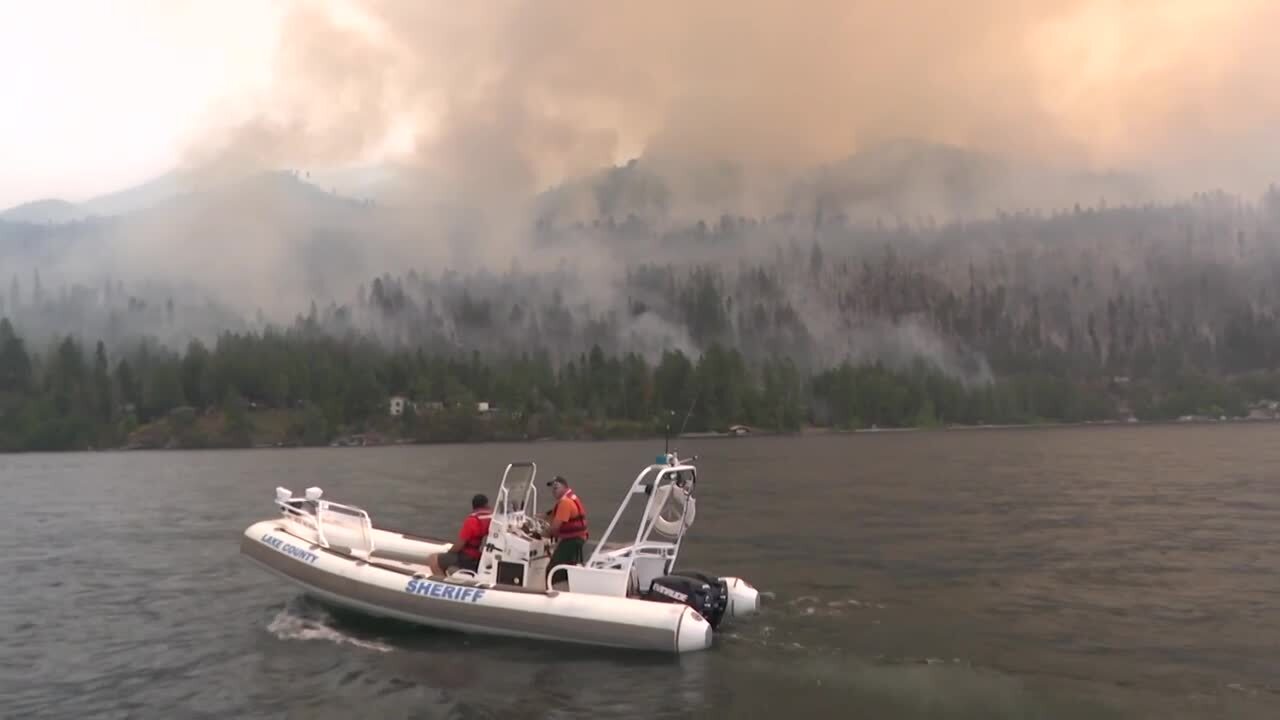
left=437, top=551, right=479, bottom=573
left=548, top=537, right=585, bottom=572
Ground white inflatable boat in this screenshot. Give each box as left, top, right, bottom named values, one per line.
left=240, top=451, right=760, bottom=653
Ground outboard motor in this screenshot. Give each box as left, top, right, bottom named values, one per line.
left=645, top=574, right=730, bottom=629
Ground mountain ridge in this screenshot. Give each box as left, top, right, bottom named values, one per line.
left=1, top=140, right=1166, bottom=227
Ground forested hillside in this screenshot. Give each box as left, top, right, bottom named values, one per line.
left=4, top=185, right=1280, bottom=451
left=341, top=185, right=1280, bottom=385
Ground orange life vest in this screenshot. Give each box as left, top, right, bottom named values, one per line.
left=556, top=490, right=589, bottom=540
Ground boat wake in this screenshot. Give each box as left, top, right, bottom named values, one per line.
left=719, top=591, right=897, bottom=655
left=266, top=598, right=394, bottom=653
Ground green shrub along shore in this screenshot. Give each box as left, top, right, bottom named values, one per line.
left=1, top=317, right=1274, bottom=452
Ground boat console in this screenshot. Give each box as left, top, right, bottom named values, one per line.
left=464, top=462, right=555, bottom=590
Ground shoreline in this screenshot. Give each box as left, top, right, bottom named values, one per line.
left=16, top=414, right=1277, bottom=456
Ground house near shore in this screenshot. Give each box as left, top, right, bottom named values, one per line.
left=389, top=396, right=497, bottom=417
left=1246, top=400, right=1279, bottom=420
left=389, top=395, right=409, bottom=417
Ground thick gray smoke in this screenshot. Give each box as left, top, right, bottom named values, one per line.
left=4, top=0, right=1280, bottom=378
left=194, top=0, right=1280, bottom=212
left=173, top=0, right=1280, bottom=317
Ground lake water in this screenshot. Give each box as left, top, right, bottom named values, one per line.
left=2, top=425, right=1278, bottom=718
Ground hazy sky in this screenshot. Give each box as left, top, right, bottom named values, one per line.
left=0, top=0, right=282, bottom=208
left=3, top=0, right=1278, bottom=212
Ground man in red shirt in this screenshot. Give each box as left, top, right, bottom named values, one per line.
left=427, top=494, right=492, bottom=576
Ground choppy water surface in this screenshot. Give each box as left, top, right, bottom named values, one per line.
left=2, top=425, right=1278, bottom=718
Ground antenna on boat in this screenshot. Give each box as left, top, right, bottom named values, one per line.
left=677, top=390, right=698, bottom=437
left=659, top=391, right=698, bottom=466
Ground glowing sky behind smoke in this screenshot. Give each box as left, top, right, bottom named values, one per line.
left=2, top=0, right=1277, bottom=208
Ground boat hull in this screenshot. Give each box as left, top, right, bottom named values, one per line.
left=241, top=521, right=713, bottom=653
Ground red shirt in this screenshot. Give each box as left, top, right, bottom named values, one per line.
left=458, top=511, right=492, bottom=559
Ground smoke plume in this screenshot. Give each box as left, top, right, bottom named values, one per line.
left=9, top=0, right=1280, bottom=381
left=193, top=0, right=1280, bottom=212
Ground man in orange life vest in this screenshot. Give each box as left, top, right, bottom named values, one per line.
left=427, top=493, right=492, bottom=576
left=545, top=476, right=588, bottom=580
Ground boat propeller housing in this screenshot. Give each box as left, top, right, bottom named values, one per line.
left=644, top=573, right=731, bottom=628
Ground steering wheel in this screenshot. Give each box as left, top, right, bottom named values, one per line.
left=522, top=515, right=550, bottom=539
